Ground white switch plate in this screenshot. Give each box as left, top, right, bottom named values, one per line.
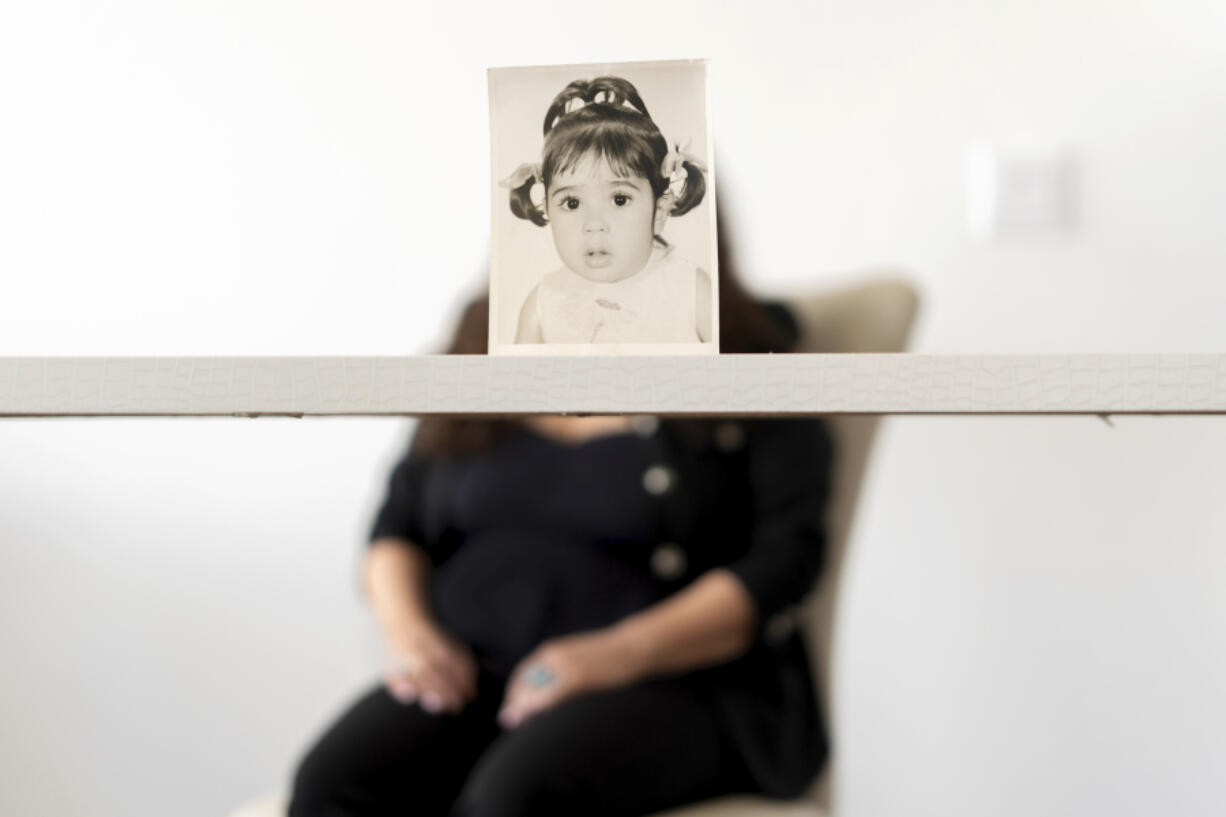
left=967, top=143, right=1075, bottom=238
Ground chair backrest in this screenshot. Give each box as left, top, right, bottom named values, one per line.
left=785, top=277, right=920, bottom=808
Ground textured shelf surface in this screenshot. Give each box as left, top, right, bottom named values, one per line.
left=2, top=354, right=1225, bottom=416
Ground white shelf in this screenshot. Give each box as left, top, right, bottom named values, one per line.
left=2, top=354, right=1224, bottom=416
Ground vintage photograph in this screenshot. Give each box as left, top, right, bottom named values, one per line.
left=488, top=59, right=718, bottom=355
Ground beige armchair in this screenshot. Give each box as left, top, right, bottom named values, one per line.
left=230, top=277, right=920, bottom=817
left=652, top=277, right=920, bottom=816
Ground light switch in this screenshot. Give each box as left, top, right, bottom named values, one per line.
left=967, top=143, right=1075, bottom=238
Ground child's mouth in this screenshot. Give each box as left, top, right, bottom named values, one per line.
left=585, top=249, right=612, bottom=268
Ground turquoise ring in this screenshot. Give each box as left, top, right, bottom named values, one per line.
left=524, top=662, right=557, bottom=688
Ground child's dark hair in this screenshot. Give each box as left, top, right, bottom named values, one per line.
left=507, top=76, right=706, bottom=228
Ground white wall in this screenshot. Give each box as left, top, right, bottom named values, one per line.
left=2, top=2, right=1224, bottom=815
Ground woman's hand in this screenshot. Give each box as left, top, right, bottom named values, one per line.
left=498, top=570, right=758, bottom=729
left=384, top=622, right=478, bottom=715
left=498, top=628, right=647, bottom=729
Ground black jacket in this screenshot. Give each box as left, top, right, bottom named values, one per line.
left=370, top=414, right=834, bottom=797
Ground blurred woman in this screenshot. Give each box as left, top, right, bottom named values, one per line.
left=289, top=226, right=834, bottom=817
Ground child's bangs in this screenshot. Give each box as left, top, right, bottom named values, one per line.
left=546, top=122, right=659, bottom=186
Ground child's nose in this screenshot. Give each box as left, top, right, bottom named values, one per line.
left=583, top=211, right=608, bottom=233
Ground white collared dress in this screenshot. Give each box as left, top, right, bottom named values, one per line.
left=535, top=247, right=702, bottom=344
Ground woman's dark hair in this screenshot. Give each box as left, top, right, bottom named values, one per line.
left=410, top=297, right=522, bottom=458
left=506, top=76, right=705, bottom=230
left=413, top=207, right=794, bottom=459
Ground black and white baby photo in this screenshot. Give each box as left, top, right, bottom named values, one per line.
left=488, top=60, right=718, bottom=355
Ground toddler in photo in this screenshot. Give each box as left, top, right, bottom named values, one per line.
left=502, top=76, right=711, bottom=345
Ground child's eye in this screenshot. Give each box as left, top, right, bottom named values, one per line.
left=558, top=196, right=580, bottom=211
left=612, top=194, right=630, bottom=206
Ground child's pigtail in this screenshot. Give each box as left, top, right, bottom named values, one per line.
left=500, top=162, right=547, bottom=227
left=660, top=146, right=707, bottom=217
left=669, top=160, right=707, bottom=216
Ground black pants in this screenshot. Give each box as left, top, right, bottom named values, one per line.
left=290, top=671, right=756, bottom=817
